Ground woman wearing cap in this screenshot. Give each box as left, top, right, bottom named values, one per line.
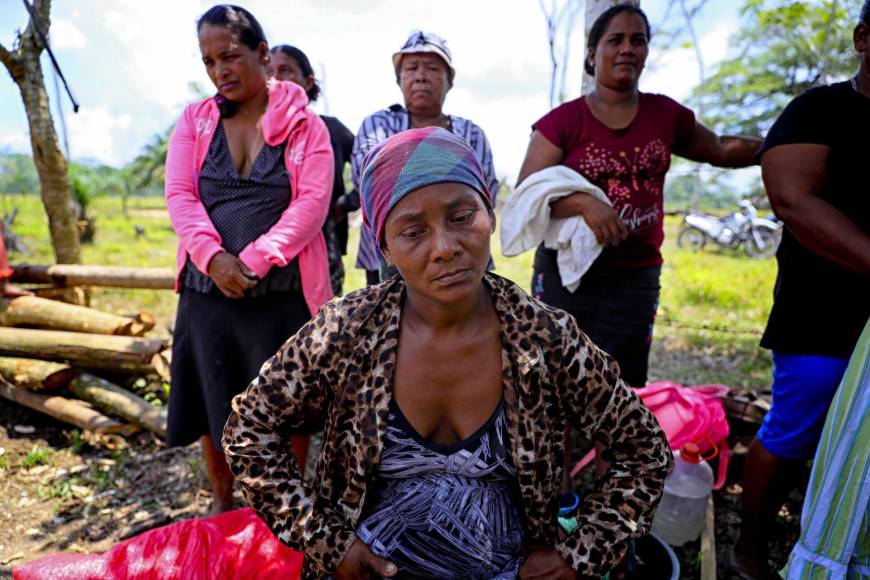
left=352, top=30, right=499, bottom=284
left=224, top=127, right=671, bottom=579
left=269, top=44, right=355, bottom=297
left=164, top=5, right=333, bottom=514
left=517, top=5, right=761, bottom=388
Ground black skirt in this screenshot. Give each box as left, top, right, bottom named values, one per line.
left=167, top=288, right=312, bottom=449
left=531, top=247, right=661, bottom=387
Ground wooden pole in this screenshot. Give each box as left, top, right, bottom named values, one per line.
left=0, top=356, right=74, bottom=391
left=0, top=327, right=167, bottom=374
left=700, top=496, right=717, bottom=580
left=0, top=379, right=136, bottom=435
left=68, top=373, right=167, bottom=438
left=11, top=264, right=175, bottom=290
left=0, top=296, right=154, bottom=336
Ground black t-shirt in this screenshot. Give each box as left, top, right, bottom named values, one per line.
left=758, top=81, right=870, bottom=357
left=321, top=115, right=355, bottom=254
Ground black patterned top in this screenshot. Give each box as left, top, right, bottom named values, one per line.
left=356, top=398, right=524, bottom=579
left=184, top=121, right=301, bottom=296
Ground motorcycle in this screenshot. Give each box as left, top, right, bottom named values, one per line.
left=677, top=200, right=782, bottom=259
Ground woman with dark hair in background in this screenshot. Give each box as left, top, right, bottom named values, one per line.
left=164, top=5, right=333, bottom=514
left=269, top=45, right=355, bottom=296
left=517, top=4, right=760, bottom=389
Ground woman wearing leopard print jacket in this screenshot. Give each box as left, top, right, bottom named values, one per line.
left=224, top=128, right=672, bottom=579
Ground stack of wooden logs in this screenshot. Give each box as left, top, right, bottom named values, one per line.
left=1, top=264, right=176, bottom=438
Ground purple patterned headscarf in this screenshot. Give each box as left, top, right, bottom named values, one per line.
left=360, top=127, right=493, bottom=247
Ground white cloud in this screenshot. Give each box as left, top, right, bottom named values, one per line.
left=26, top=0, right=738, bottom=176
left=66, top=107, right=133, bottom=165
left=51, top=19, right=86, bottom=51
left=642, top=20, right=736, bottom=101
left=94, top=0, right=206, bottom=109
left=0, top=132, right=30, bottom=152
left=247, top=0, right=558, bottom=183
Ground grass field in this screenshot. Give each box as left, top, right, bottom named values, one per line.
left=2, top=193, right=776, bottom=389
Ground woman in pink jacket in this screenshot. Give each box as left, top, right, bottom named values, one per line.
left=164, top=4, right=333, bottom=514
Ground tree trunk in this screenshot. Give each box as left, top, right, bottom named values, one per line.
left=69, top=373, right=167, bottom=438
left=0, top=356, right=74, bottom=391
left=0, top=0, right=81, bottom=264
left=0, top=379, right=136, bottom=435
left=582, top=0, right=641, bottom=95
left=11, top=264, right=175, bottom=290
left=0, top=296, right=154, bottom=336
left=0, top=327, right=167, bottom=374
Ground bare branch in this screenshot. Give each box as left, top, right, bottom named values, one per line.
left=0, top=42, right=14, bottom=67
left=538, top=0, right=559, bottom=107
left=0, top=41, right=22, bottom=78
left=23, top=0, right=52, bottom=50
left=32, top=0, right=52, bottom=32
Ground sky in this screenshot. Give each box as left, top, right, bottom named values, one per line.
left=0, top=0, right=745, bottom=183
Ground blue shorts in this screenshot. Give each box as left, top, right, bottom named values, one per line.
left=757, top=352, right=849, bottom=460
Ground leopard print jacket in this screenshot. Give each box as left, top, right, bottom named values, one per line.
left=223, top=273, right=672, bottom=578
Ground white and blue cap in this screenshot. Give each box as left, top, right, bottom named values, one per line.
left=392, top=30, right=455, bottom=78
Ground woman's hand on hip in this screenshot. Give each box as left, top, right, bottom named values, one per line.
left=206, top=252, right=258, bottom=299
left=551, top=193, right=627, bottom=247
left=519, top=547, right=575, bottom=579
left=333, top=540, right=397, bottom=579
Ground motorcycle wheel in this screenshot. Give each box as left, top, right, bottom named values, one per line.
left=677, top=226, right=707, bottom=251
left=745, top=228, right=780, bottom=259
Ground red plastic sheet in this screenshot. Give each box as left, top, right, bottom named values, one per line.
left=14, top=508, right=302, bottom=580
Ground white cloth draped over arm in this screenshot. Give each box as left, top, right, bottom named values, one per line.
left=499, top=165, right=610, bottom=292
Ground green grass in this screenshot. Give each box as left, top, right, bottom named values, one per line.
left=21, top=444, right=55, bottom=468
left=3, top=193, right=776, bottom=389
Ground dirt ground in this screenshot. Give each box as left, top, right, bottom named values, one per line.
left=0, top=338, right=799, bottom=579
left=0, top=401, right=210, bottom=576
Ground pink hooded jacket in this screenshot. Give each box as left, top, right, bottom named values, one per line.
left=165, top=80, right=333, bottom=315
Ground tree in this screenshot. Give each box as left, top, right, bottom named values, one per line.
left=582, top=0, right=641, bottom=94
left=697, top=0, right=861, bottom=135
left=0, top=0, right=81, bottom=264
left=0, top=153, right=39, bottom=195
left=124, top=82, right=205, bottom=200
left=126, top=130, right=169, bottom=193
left=539, top=0, right=584, bottom=107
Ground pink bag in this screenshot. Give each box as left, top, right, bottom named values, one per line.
left=572, top=380, right=732, bottom=489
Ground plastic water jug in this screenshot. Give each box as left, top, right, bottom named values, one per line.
left=652, top=443, right=714, bottom=546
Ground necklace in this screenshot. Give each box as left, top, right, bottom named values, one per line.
left=852, top=75, right=859, bottom=92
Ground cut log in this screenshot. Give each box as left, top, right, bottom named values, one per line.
left=135, top=312, right=157, bottom=334
left=0, top=296, right=153, bottom=336
left=12, top=264, right=175, bottom=290
left=32, top=286, right=89, bottom=306
left=0, top=327, right=167, bottom=374
left=151, top=349, right=171, bottom=383
left=0, top=379, right=137, bottom=435
left=68, top=373, right=167, bottom=438
left=0, top=357, right=75, bottom=391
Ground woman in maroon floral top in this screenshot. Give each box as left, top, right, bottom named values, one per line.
left=518, top=5, right=760, bottom=387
